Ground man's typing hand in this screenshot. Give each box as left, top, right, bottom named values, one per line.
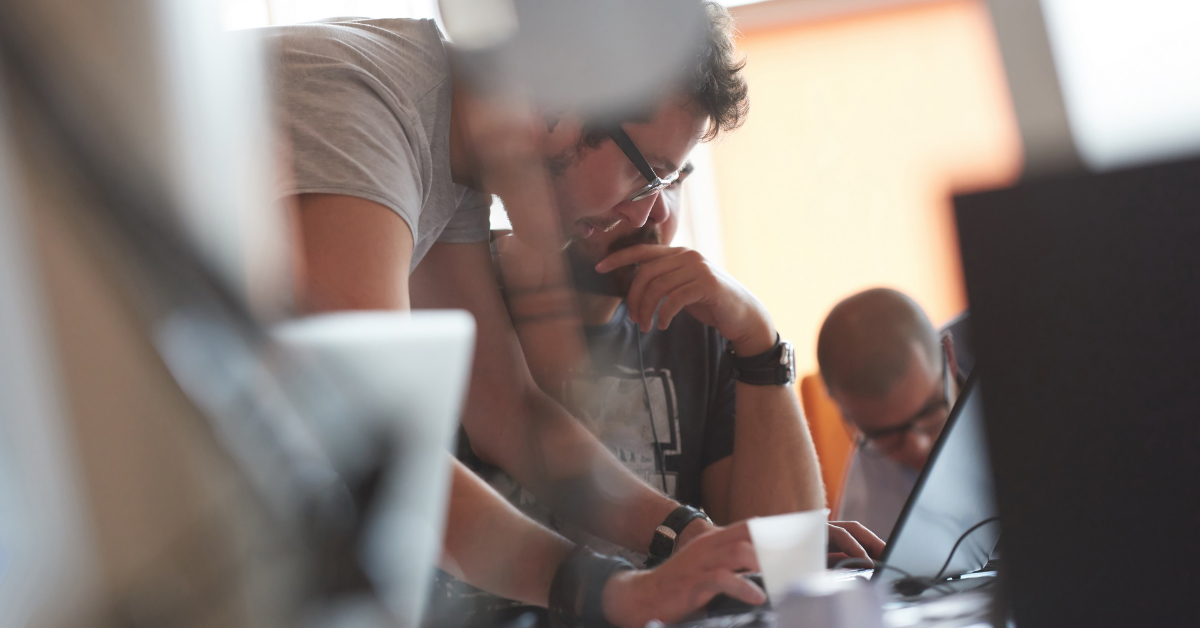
left=595, top=244, right=776, bottom=356
left=602, top=522, right=766, bottom=628
left=826, top=520, right=886, bottom=567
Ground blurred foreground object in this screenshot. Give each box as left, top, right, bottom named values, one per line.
left=273, top=312, right=475, bottom=627
left=986, top=0, right=1200, bottom=175
left=440, top=0, right=706, bottom=116
left=957, top=156, right=1200, bottom=627
left=0, top=1, right=473, bottom=627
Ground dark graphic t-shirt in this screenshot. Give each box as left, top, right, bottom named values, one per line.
left=426, top=304, right=737, bottom=625
left=565, top=302, right=737, bottom=509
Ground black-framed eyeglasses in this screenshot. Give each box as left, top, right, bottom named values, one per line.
left=847, top=346, right=954, bottom=456
left=608, top=127, right=681, bottom=203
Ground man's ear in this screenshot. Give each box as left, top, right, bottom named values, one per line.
left=941, top=332, right=960, bottom=382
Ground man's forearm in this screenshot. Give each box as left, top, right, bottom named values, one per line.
left=467, top=389, right=699, bottom=554
left=441, top=457, right=573, bottom=605
left=725, top=382, right=825, bottom=521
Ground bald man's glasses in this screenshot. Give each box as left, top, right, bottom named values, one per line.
left=850, top=348, right=954, bottom=456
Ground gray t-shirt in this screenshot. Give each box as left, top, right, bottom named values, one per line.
left=264, top=18, right=491, bottom=270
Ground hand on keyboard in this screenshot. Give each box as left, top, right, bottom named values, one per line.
left=826, top=521, right=885, bottom=567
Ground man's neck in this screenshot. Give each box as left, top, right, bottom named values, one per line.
left=577, top=292, right=624, bottom=326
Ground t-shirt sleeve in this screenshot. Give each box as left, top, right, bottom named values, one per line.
left=701, top=330, right=737, bottom=468
left=438, top=189, right=492, bottom=244
left=277, top=69, right=427, bottom=241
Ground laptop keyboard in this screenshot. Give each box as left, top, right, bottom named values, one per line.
left=672, top=609, right=775, bottom=628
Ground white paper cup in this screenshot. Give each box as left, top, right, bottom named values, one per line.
left=747, top=509, right=829, bottom=603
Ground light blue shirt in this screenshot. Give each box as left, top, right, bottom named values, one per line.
left=837, top=449, right=920, bottom=542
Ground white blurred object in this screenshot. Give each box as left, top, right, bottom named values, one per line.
left=774, top=574, right=884, bottom=628
left=0, top=82, right=96, bottom=628
left=438, top=0, right=518, bottom=49
left=6, top=0, right=290, bottom=317
left=747, top=509, right=829, bottom=603
left=273, top=311, right=475, bottom=628
left=157, top=1, right=289, bottom=314
left=440, top=0, right=706, bottom=117
left=1040, top=0, right=1200, bottom=170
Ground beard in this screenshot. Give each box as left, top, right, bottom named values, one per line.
left=565, top=224, right=662, bottom=297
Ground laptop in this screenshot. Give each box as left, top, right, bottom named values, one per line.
left=867, top=372, right=1001, bottom=595
left=698, top=373, right=1001, bottom=624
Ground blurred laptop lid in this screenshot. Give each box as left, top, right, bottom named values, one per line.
left=956, top=155, right=1200, bottom=628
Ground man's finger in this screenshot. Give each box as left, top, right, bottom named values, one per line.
left=712, top=572, right=768, bottom=606
left=624, top=257, right=689, bottom=324
left=635, top=271, right=696, bottom=330
left=656, top=282, right=706, bottom=329
left=827, top=524, right=869, bottom=560
left=826, top=552, right=851, bottom=568
left=596, top=244, right=678, bottom=272
left=829, top=521, right=886, bottom=559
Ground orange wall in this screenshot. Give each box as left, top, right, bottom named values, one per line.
left=713, top=0, right=1022, bottom=377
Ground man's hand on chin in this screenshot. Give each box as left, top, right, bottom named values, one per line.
left=594, top=244, right=775, bottom=352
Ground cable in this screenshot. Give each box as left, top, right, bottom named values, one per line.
left=932, top=516, right=1000, bottom=582
left=831, top=517, right=999, bottom=598
left=832, top=558, right=955, bottom=596
left=634, top=326, right=671, bottom=494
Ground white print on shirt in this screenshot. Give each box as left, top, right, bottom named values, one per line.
left=564, top=365, right=682, bottom=498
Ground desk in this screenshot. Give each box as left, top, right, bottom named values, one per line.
left=674, top=572, right=998, bottom=628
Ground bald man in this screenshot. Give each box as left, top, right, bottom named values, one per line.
left=816, top=288, right=973, bottom=540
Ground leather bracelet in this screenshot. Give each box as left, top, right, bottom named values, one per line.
left=581, top=552, right=635, bottom=628
left=549, top=547, right=584, bottom=628
left=549, top=546, right=634, bottom=628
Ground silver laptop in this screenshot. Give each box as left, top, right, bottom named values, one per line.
left=869, top=373, right=1001, bottom=595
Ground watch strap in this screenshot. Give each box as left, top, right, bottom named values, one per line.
left=726, top=334, right=796, bottom=386
left=646, top=505, right=710, bottom=567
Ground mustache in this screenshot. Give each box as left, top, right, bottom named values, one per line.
left=607, top=224, right=663, bottom=254
left=565, top=224, right=663, bottom=297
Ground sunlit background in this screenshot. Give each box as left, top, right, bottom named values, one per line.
left=218, top=0, right=1020, bottom=381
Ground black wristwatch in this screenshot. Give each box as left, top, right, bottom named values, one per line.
left=726, top=333, right=796, bottom=386
left=646, top=505, right=711, bottom=567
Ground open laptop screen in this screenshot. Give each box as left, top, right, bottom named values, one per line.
left=872, top=374, right=1000, bottom=590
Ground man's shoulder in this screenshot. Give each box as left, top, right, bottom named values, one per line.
left=265, top=17, right=442, bottom=48
left=265, top=18, right=449, bottom=89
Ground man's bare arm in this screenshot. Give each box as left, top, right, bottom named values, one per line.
left=602, top=243, right=888, bottom=559
left=441, top=456, right=572, bottom=605
left=597, top=244, right=824, bottom=523
left=411, top=241, right=710, bottom=552
left=720, top=379, right=824, bottom=522
left=291, top=193, right=413, bottom=311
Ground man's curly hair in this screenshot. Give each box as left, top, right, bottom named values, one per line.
left=692, top=0, right=749, bottom=141
left=578, top=1, right=748, bottom=148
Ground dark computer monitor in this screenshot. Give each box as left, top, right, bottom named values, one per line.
left=955, top=156, right=1200, bottom=628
